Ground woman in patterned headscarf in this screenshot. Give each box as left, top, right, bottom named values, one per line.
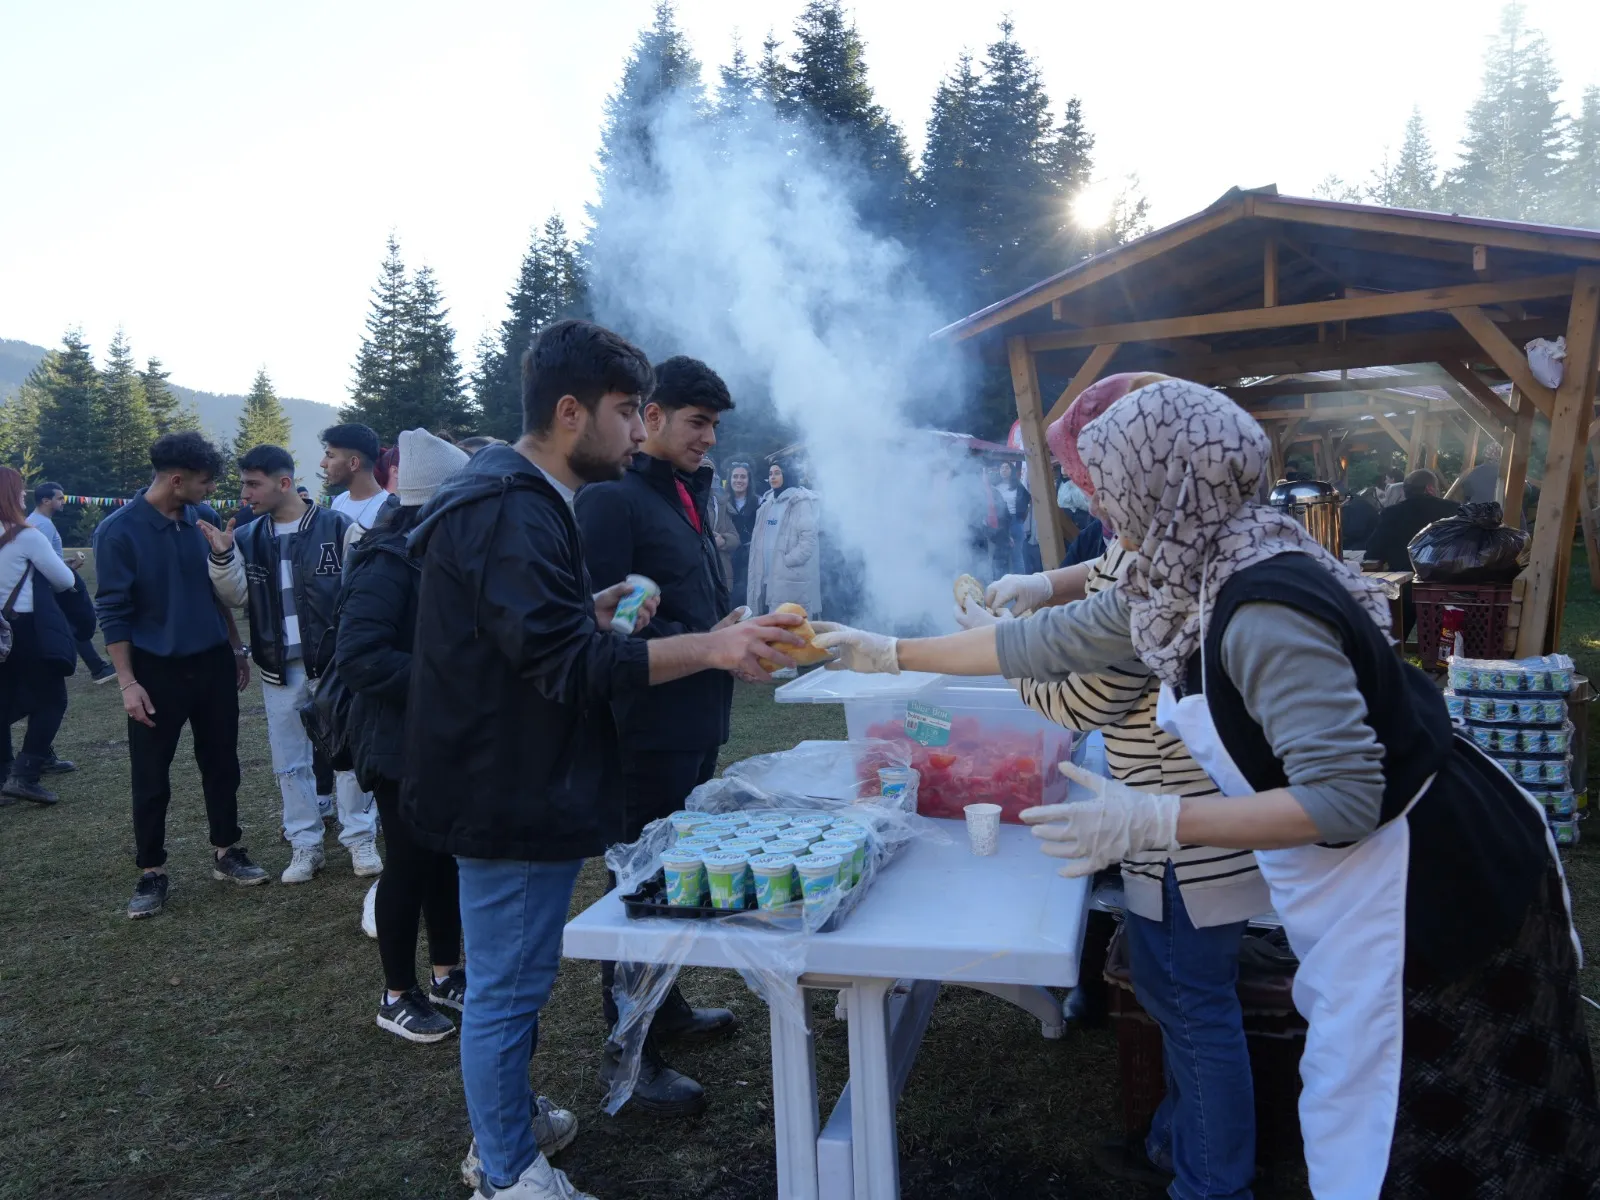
left=816, top=379, right=1598, bottom=1197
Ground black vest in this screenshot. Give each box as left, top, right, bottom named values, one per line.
left=1187, top=554, right=1549, bottom=981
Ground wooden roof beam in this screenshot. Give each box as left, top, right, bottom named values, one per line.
left=1252, top=197, right=1600, bottom=263
left=1220, top=371, right=1436, bottom=399
left=1448, top=305, right=1557, bottom=420
left=1023, top=273, right=1575, bottom=354
left=1045, top=343, right=1121, bottom=425
left=1437, top=360, right=1519, bottom=430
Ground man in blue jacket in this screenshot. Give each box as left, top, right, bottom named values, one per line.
left=94, top=432, right=268, bottom=920
left=199, top=444, right=380, bottom=885
left=576, top=356, right=742, bottom=1114
left=402, top=320, right=803, bottom=1200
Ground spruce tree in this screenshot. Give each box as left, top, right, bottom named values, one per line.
left=1441, top=2, right=1565, bottom=221
left=35, top=330, right=107, bottom=493
left=236, top=367, right=293, bottom=453
left=1558, top=85, right=1600, bottom=229
left=139, top=356, right=199, bottom=434
left=756, top=32, right=794, bottom=113
left=918, top=54, right=985, bottom=315
left=98, top=329, right=158, bottom=495
left=712, top=39, right=762, bottom=157
left=1369, top=107, right=1440, bottom=210
left=394, top=265, right=473, bottom=436
left=343, top=234, right=409, bottom=432
left=784, top=0, right=912, bottom=235
left=0, top=373, right=45, bottom=481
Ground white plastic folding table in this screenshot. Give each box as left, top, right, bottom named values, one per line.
left=562, top=821, right=1090, bottom=1199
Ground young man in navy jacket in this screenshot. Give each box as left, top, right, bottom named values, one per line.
left=576, top=356, right=743, bottom=1115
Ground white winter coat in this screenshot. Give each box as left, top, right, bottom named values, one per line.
left=745, top=487, right=821, bottom=617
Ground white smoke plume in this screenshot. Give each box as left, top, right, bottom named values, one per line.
left=587, top=95, right=990, bottom=632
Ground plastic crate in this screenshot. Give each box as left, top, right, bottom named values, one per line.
left=1413, top=581, right=1514, bottom=669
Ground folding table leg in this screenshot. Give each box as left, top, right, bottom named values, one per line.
left=768, top=978, right=821, bottom=1200
left=844, top=977, right=899, bottom=1200
left=956, top=982, right=1067, bottom=1039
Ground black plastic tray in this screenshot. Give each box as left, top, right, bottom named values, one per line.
left=620, top=874, right=744, bottom=920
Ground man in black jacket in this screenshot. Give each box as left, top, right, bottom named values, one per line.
left=200, top=444, right=381, bottom=885
left=402, top=320, right=802, bottom=1200
left=576, top=356, right=744, bottom=1114
left=1364, top=469, right=1460, bottom=571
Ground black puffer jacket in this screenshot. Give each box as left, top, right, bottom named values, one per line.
left=400, top=445, right=650, bottom=862
left=335, top=510, right=419, bottom=792
left=575, top=453, right=732, bottom=751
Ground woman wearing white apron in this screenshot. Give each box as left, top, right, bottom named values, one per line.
left=816, top=379, right=1600, bottom=1198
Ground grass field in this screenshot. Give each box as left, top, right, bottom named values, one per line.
left=1, top=554, right=1596, bottom=1200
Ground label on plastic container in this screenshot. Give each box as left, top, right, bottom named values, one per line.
left=904, top=700, right=953, bottom=747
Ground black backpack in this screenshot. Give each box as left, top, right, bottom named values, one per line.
left=298, top=590, right=355, bottom=772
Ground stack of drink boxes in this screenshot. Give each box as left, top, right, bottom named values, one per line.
left=1446, top=654, right=1580, bottom=846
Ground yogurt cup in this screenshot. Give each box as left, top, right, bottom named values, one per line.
left=1552, top=817, right=1580, bottom=846
left=1515, top=699, right=1541, bottom=722
left=1469, top=726, right=1494, bottom=750
left=791, top=828, right=828, bottom=847
left=1543, top=760, right=1569, bottom=786
left=1539, top=699, right=1566, bottom=723
left=786, top=813, right=833, bottom=830
left=1491, top=727, right=1519, bottom=753
left=1547, top=727, right=1570, bottom=753
left=795, top=853, right=844, bottom=917
left=675, top=835, right=723, bottom=856
left=1492, top=698, right=1515, bottom=722
left=1444, top=694, right=1466, bottom=719
left=749, top=853, right=799, bottom=910
left=766, top=838, right=810, bottom=858
left=660, top=849, right=706, bottom=907
left=610, top=573, right=660, bottom=636
left=1518, top=759, right=1544, bottom=784
left=669, top=812, right=715, bottom=838
left=702, top=850, right=750, bottom=911
left=812, top=840, right=860, bottom=887
left=827, top=827, right=870, bottom=884
left=877, top=767, right=914, bottom=797
left=719, top=837, right=765, bottom=855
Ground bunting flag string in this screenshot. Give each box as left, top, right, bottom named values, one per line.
left=61, top=495, right=134, bottom=508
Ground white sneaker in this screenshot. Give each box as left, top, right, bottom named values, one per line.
left=361, top=880, right=378, bottom=938
left=350, top=838, right=383, bottom=877
left=316, top=793, right=334, bottom=819
left=281, top=845, right=324, bottom=884
left=460, top=1098, right=579, bottom=1189
left=470, top=1153, right=593, bottom=1199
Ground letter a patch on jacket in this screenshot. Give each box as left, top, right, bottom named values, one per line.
left=315, top=541, right=341, bottom=575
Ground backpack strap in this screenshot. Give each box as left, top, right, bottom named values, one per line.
left=3, top=562, right=34, bottom=619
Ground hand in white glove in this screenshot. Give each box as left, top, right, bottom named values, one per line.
left=1019, top=762, right=1181, bottom=878
left=985, top=572, right=1053, bottom=616
left=953, top=596, right=1013, bottom=630
left=811, top=622, right=900, bottom=674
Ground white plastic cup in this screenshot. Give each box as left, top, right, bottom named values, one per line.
left=964, top=803, right=1001, bottom=856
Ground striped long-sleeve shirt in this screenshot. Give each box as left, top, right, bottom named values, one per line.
left=1015, top=543, right=1268, bottom=927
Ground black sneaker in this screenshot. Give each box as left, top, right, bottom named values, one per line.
left=376, top=988, right=455, bottom=1043
left=429, top=966, right=467, bottom=1011
left=1, top=776, right=58, bottom=805
left=1091, top=1133, right=1175, bottom=1188
left=128, top=872, right=170, bottom=919
left=211, top=846, right=269, bottom=886
left=40, top=756, right=77, bottom=775
left=91, top=663, right=118, bottom=685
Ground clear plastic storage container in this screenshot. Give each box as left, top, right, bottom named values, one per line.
left=775, top=669, right=1075, bottom=824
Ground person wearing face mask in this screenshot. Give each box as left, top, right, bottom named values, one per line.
left=575, top=355, right=745, bottom=1116
left=745, top=460, right=821, bottom=617
left=816, top=379, right=1598, bottom=1199
left=960, top=374, right=1266, bottom=1198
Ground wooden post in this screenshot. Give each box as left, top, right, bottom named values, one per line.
left=1514, top=267, right=1600, bottom=656
left=1580, top=441, right=1600, bottom=591
left=1263, top=238, right=1279, bottom=308
left=1501, top=389, right=1534, bottom=528
left=1321, top=429, right=1340, bottom=485
left=1464, top=423, right=1480, bottom=473
left=1007, top=336, right=1067, bottom=568
left=1406, top=416, right=1426, bottom=472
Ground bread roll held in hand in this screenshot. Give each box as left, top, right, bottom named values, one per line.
left=757, top=602, right=835, bottom=671
left=953, top=573, right=988, bottom=614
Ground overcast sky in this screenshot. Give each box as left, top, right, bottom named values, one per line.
left=1, top=0, right=1596, bottom=402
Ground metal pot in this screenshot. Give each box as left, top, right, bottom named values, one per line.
left=1269, top=479, right=1343, bottom=558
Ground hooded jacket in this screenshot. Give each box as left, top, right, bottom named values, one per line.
left=207, top=502, right=351, bottom=684
left=575, top=452, right=732, bottom=752
left=399, top=444, right=650, bottom=861
left=335, top=511, right=418, bottom=791
left=745, top=485, right=821, bottom=616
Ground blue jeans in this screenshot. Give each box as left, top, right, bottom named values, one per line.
left=1123, top=864, right=1255, bottom=1200
left=456, top=856, right=584, bottom=1189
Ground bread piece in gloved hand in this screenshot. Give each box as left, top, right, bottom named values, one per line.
left=985, top=572, right=1053, bottom=617
left=756, top=603, right=833, bottom=671
left=1020, top=762, right=1181, bottom=878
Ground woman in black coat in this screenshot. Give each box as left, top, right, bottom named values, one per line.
left=337, top=500, right=462, bottom=1043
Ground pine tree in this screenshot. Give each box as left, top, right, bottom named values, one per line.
left=1368, top=107, right=1440, bottom=210
left=756, top=32, right=794, bottom=113
left=35, top=330, right=107, bottom=493
left=393, top=265, right=473, bottom=436
left=1441, top=2, right=1566, bottom=221
left=1313, top=173, right=1364, bottom=203
left=712, top=39, right=762, bottom=157
left=476, top=216, right=585, bottom=441
left=918, top=54, right=985, bottom=315
left=139, top=356, right=199, bottom=434
left=784, top=0, right=912, bottom=235
left=97, top=329, right=158, bottom=495
left=235, top=367, right=293, bottom=453
left=1558, top=85, right=1600, bottom=229
left=343, top=234, right=409, bottom=432
left=0, top=373, right=45, bottom=481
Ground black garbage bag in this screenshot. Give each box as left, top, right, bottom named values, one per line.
left=1407, top=501, right=1528, bottom=582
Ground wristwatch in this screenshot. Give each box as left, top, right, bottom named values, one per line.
left=234, top=645, right=250, bottom=656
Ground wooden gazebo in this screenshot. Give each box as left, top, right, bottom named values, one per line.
left=934, top=186, right=1600, bottom=656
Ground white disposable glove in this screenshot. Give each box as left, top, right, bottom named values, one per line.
left=1019, top=762, right=1181, bottom=878
left=985, top=572, right=1053, bottom=616
left=953, top=596, right=1013, bottom=630
left=811, top=622, right=900, bottom=674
